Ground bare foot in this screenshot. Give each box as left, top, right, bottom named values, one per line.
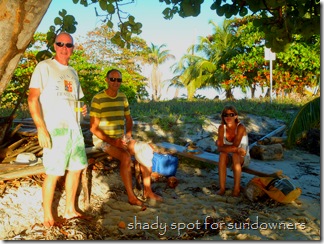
left=43, top=218, right=55, bottom=228
left=232, top=190, right=240, bottom=197
left=216, top=189, right=226, bottom=196
left=63, top=211, right=92, bottom=220
left=145, top=192, right=163, bottom=202
left=128, top=198, right=144, bottom=206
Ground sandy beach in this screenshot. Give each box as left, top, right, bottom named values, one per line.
left=0, top=146, right=320, bottom=240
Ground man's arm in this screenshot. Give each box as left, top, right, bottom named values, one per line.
left=27, top=88, right=51, bottom=148
left=124, top=114, right=133, bottom=139
left=90, top=116, right=123, bottom=147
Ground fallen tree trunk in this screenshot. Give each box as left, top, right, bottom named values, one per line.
left=250, top=143, right=284, bottom=160
left=249, top=125, right=286, bottom=149
left=257, top=136, right=287, bottom=145
left=0, top=164, right=44, bottom=181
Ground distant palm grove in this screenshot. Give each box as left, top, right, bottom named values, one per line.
left=1, top=16, right=319, bottom=109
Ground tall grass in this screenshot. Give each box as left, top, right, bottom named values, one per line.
left=1, top=96, right=313, bottom=125
left=130, top=96, right=313, bottom=125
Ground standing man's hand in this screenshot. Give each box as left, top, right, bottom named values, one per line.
left=82, top=104, right=87, bottom=117
left=37, top=128, right=52, bottom=148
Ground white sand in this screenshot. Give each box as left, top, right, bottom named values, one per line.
left=0, top=149, right=320, bottom=240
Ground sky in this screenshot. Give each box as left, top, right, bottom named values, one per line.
left=36, top=0, right=245, bottom=99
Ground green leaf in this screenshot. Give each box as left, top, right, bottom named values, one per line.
left=59, top=9, right=67, bottom=17
left=286, top=97, right=320, bottom=147
left=54, top=17, right=62, bottom=25
left=182, top=1, right=195, bottom=16
left=80, top=0, right=88, bottom=6
left=36, top=50, right=53, bottom=62
left=162, top=7, right=172, bottom=19
left=107, top=20, right=113, bottom=28
left=64, top=15, right=75, bottom=25
left=128, top=15, right=135, bottom=25
left=111, top=32, right=125, bottom=48
left=216, top=6, right=225, bottom=16
left=49, top=25, right=55, bottom=32
left=239, top=7, right=248, bottom=17
left=99, top=0, right=107, bottom=11
left=107, top=3, right=115, bottom=14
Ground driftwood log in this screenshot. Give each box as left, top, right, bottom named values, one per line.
left=248, top=125, right=286, bottom=161
left=249, top=125, right=286, bottom=149
left=250, top=143, right=284, bottom=160
left=257, top=136, right=287, bottom=145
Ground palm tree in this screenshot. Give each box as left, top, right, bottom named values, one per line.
left=146, top=43, right=175, bottom=101
left=206, top=19, right=239, bottom=99
left=172, top=19, right=237, bottom=100
left=172, top=50, right=219, bottom=100
left=286, top=96, right=320, bottom=147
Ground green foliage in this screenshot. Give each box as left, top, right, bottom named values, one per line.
left=160, top=0, right=320, bottom=53
left=70, top=49, right=147, bottom=105
left=1, top=32, right=147, bottom=114
left=129, top=97, right=309, bottom=125
left=1, top=50, right=38, bottom=112
left=33, top=0, right=319, bottom=54
left=69, top=49, right=106, bottom=105
left=74, top=0, right=143, bottom=48
left=286, top=97, right=320, bottom=147
left=174, top=16, right=320, bottom=100
left=151, top=114, right=180, bottom=132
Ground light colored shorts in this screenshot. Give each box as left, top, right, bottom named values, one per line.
left=227, top=152, right=250, bottom=169
left=94, top=141, right=111, bottom=152
left=134, top=141, right=153, bottom=168
left=42, top=128, right=88, bottom=176
left=95, top=140, right=153, bottom=168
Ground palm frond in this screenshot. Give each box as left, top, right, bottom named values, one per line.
left=286, top=97, right=320, bottom=147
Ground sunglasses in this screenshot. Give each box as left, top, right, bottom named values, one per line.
left=109, top=78, right=122, bottom=83
left=55, top=42, right=74, bottom=48
left=223, top=113, right=236, bottom=117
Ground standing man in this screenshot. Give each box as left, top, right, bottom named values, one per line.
left=28, top=32, right=88, bottom=227
left=90, top=69, right=162, bottom=206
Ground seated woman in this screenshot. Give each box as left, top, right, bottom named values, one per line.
left=215, top=105, right=250, bottom=197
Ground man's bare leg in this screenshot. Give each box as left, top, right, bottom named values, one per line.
left=140, top=165, right=163, bottom=201
left=120, top=159, right=143, bottom=206
left=42, top=174, right=60, bottom=227
left=105, top=145, right=143, bottom=206
left=63, top=169, right=88, bottom=219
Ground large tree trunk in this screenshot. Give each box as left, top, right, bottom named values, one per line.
left=225, top=88, right=234, bottom=99
left=0, top=0, right=52, bottom=95
left=250, top=84, right=256, bottom=98
left=150, top=64, right=163, bottom=101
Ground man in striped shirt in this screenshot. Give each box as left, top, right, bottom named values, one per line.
left=90, top=69, right=162, bottom=206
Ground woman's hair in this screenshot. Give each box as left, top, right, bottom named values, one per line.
left=221, top=105, right=240, bottom=125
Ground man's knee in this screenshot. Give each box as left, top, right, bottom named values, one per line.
left=118, top=151, right=132, bottom=167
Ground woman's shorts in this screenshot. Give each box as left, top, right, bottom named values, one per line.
left=134, top=141, right=153, bottom=168
left=227, top=153, right=250, bottom=169
left=42, top=128, right=88, bottom=176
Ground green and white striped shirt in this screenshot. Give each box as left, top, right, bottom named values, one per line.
left=90, top=91, right=130, bottom=140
